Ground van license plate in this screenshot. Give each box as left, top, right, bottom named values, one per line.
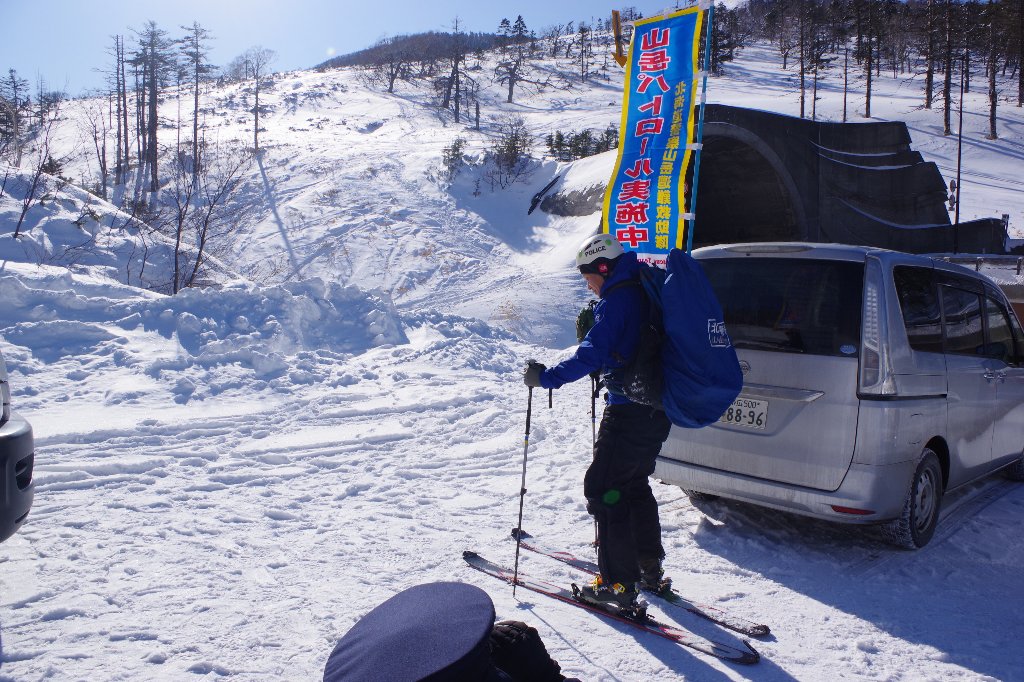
left=718, top=398, right=768, bottom=429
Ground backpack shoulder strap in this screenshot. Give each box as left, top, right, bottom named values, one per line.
left=601, top=278, right=640, bottom=298
left=635, top=264, right=665, bottom=316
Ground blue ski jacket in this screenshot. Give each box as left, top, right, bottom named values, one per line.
left=540, top=251, right=647, bottom=405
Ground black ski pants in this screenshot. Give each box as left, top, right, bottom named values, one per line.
left=584, top=401, right=672, bottom=588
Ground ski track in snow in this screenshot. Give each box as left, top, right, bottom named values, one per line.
left=4, top=321, right=1024, bottom=681
left=2, top=332, right=541, bottom=679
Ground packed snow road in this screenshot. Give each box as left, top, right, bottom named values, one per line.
left=3, top=317, right=1023, bottom=680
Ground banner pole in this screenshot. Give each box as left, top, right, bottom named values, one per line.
left=685, top=3, right=714, bottom=255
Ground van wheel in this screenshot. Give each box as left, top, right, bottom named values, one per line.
left=682, top=489, right=719, bottom=503
left=881, top=449, right=943, bottom=549
left=1005, top=453, right=1024, bottom=482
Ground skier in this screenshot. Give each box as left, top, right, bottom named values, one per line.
left=524, top=234, right=672, bottom=615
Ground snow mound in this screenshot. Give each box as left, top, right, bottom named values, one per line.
left=0, top=265, right=407, bottom=407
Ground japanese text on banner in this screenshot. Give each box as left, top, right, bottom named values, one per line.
left=601, top=7, right=704, bottom=267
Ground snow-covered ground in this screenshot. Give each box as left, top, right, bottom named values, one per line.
left=2, top=29, right=1024, bottom=682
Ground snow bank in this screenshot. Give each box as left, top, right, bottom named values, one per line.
left=0, top=264, right=407, bottom=409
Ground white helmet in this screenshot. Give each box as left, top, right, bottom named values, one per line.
left=576, top=234, right=625, bottom=276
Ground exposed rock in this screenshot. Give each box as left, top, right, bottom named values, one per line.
left=539, top=183, right=605, bottom=217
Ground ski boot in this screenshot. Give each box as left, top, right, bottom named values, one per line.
left=573, top=575, right=647, bottom=620
left=639, top=557, right=673, bottom=596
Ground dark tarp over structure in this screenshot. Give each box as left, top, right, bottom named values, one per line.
left=691, top=104, right=1007, bottom=254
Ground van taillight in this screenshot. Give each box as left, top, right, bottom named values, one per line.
left=859, top=256, right=896, bottom=396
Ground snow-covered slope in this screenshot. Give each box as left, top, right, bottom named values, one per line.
left=2, top=33, right=1024, bottom=682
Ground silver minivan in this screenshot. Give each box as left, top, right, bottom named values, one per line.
left=655, top=243, right=1024, bottom=548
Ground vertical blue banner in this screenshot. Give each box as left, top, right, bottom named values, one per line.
left=602, top=7, right=704, bottom=267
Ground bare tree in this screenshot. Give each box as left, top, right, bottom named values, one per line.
left=161, top=137, right=254, bottom=291
left=184, top=141, right=254, bottom=287
left=365, top=37, right=413, bottom=93
left=438, top=18, right=469, bottom=122
left=942, top=0, right=956, bottom=135
left=106, top=35, right=131, bottom=186
left=13, top=98, right=65, bottom=238
left=771, top=2, right=798, bottom=70
left=843, top=44, right=850, bottom=122
left=985, top=0, right=1000, bottom=139
left=166, top=148, right=197, bottom=292
left=541, top=24, right=567, bottom=58
left=79, top=97, right=111, bottom=198
left=797, top=0, right=810, bottom=117
left=1019, top=0, right=1024, bottom=106
left=223, top=54, right=251, bottom=82
left=922, top=0, right=937, bottom=108
left=809, top=19, right=834, bottom=120
left=853, top=0, right=881, bottom=119
left=243, top=46, right=276, bottom=152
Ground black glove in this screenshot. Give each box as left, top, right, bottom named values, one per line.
left=489, top=620, right=565, bottom=682
left=523, top=360, right=546, bottom=388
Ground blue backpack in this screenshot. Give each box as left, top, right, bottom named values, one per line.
left=623, top=248, right=743, bottom=428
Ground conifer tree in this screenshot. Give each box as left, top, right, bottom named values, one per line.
left=495, top=15, right=544, bottom=103
left=0, top=69, right=30, bottom=115
left=552, top=130, right=565, bottom=160
left=711, top=3, right=739, bottom=75
left=498, top=18, right=512, bottom=55
left=179, top=22, right=216, bottom=188
left=131, top=21, right=176, bottom=196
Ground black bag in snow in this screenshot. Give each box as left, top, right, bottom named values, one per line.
left=624, top=249, right=742, bottom=428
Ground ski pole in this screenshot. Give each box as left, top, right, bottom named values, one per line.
left=591, top=375, right=599, bottom=548
left=590, top=375, right=598, bottom=444
left=511, top=386, right=534, bottom=597
left=685, top=2, right=715, bottom=255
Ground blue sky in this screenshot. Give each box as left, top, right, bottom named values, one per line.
left=1, top=0, right=691, bottom=96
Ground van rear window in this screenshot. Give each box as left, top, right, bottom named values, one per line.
left=701, top=258, right=864, bottom=357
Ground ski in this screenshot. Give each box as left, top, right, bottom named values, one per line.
left=511, top=528, right=770, bottom=638
left=463, top=550, right=760, bottom=665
